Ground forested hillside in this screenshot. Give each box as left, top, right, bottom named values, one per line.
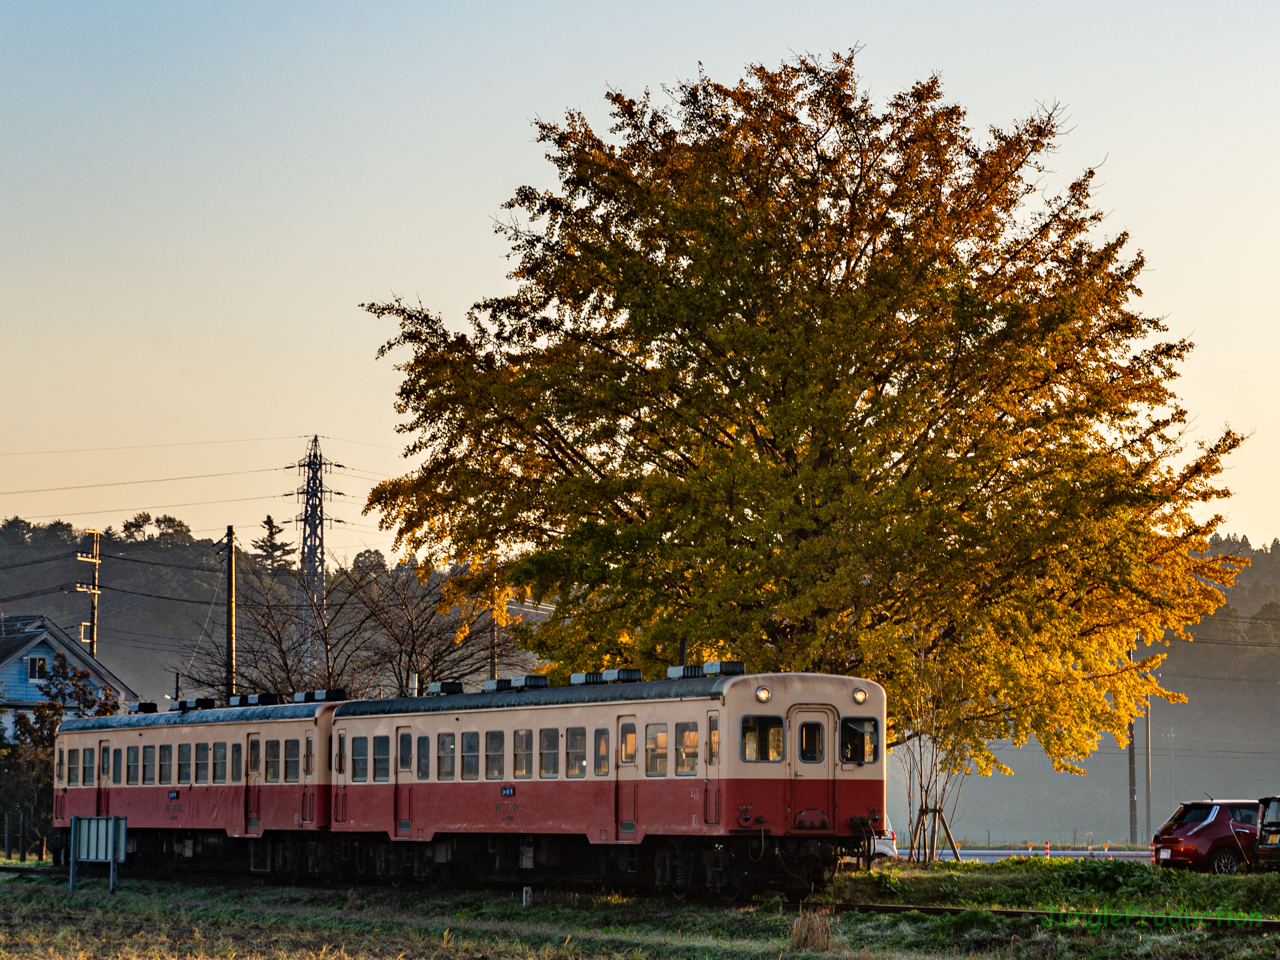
left=0, top=515, right=226, bottom=700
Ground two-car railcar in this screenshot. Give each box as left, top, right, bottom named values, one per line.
left=53, top=669, right=886, bottom=898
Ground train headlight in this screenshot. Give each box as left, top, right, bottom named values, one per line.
left=852, top=687, right=868, bottom=705
left=755, top=686, right=771, bottom=703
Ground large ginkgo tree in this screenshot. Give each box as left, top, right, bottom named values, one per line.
left=364, top=53, right=1243, bottom=804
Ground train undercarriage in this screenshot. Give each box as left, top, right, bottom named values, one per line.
left=54, top=828, right=853, bottom=900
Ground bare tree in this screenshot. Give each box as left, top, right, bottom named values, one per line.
left=186, top=552, right=530, bottom=700
left=364, top=562, right=525, bottom=695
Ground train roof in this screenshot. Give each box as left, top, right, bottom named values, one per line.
left=333, top=676, right=734, bottom=718
left=58, top=701, right=325, bottom=733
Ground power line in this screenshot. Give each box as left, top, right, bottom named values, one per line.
left=0, top=436, right=303, bottom=457
left=0, top=582, right=76, bottom=603
left=0, top=552, right=70, bottom=571
left=94, top=584, right=218, bottom=607
left=103, top=553, right=224, bottom=572
left=0, top=467, right=285, bottom=497
left=21, top=495, right=285, bottom=521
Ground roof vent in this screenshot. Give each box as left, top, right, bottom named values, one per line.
left=313, top=688, right=347, bottom=702
left=172, top=697, right=215, bottom=712
left=228, top=695, right=248, bottom=708
left=602, top=668, right=642, bottom=683
left=703, top=661, right=745, bottom=676
left=128, top=702, right=158, bottom=714
left=510, top=675, right=548, bottom=690
left=570, top=672, right=605, bottom=686
left=482, top=678, right=513, bottom=692
left=667, top=665, right=705, bottom=679
left=293, top=691, right=314, bottom=703
left=428, top=681, right=464, bottom=695
left=248, top=693, right=280, bottom=707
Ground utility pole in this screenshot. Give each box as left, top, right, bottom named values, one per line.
left=1128, top=721, right=1138, bottom=845
left=489, top=617, right=497, bottom=681
left=225, top=526, right=236, bottom=703
left=1145, top=698, right=1153, bottom=841
left=75, top=530, right=101, bottom=658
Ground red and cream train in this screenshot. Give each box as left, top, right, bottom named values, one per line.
left=53, top=665, right=886, bottom=897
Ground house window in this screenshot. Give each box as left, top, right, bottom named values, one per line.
left=27, top=657, right=47, bottom=681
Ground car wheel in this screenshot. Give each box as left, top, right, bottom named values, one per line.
left=1211, top=848, right=1242, bottom=875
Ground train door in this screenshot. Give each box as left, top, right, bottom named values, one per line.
left=333, top=726, right=347, bottom=824
left=787, top=706, right=835, bottom=831
left=245, top=732, right=262, bottom=833
left=395, top=726, right=412, bottom=837
left=703, top=710, right=720, bottom=825
left=615, top=715, right=638, bottom=839
left=96, top=739, right=110, bottom=815
left=302, top=732, right=316, bottom=824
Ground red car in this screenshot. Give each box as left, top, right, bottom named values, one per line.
left=1153, top=800, right=1260, bottom=874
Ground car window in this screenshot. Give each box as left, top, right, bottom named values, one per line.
left=1230, top=805, right=1258, bottom=825
left=1170, top=804, right=1214, bottom=825
left=1265, top=801, right=1280, bottom=826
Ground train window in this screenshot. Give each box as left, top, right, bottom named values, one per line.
left=101, top=747, right=110, bottom=781
left=416, top=736, right=430, bottom=779
left=305, top=736, right=314, bottom=779
left=645, top=724, right=668, bottom=777
left=437, top=733, right=456, bottom=781
left=514, top=730, right=533, bottom=778
left=57, top=748, right=64, bottom=783
left=351, top=737, right=368, bottom=782
left=799, top=722, right=824, bottom=763
left=83, top=748, right=95, bottom=786
left=112, top=748, right=123, bottom=785
left=539, top=729, right=559, bottom=779
left=249, top=738, right=261, bottom=774
left=213, top=743, right=227, bottom=783
left=178, top=744, right=192, bottom=783
left=594, top=729, right=609, bottom=776
left=327, top=735, right=333, bottom=772
left=159, top=745, right=173, bottom=784
left=127, top=746, right=140, bottom=785
left=399, top=732, right=412, bottom=771
left=195, top=743, right=210, bottom=784
left=566, top=728, right=587, bottom=778
left=265, top=740, right=281, bottom=783
left=68, top=749, right=80, bottom=786
left=675, top=722, right=698, bottom=776
left=741, top=716, right=784, bottom=762
left=143, top=745, right=156, bottom=784
left=461, top=732, right=480, bottom=781
left=486, top=731, right=505, bottom=780
left=620, top=723, right=636, bottom=764
left=285, top=739, right=301, bottom=783
left=231, top=743, right=243, bottom=782
left=707, top=714, right=719, bottom=765
left=373, top=736, right=391, bottom=782
left=335, top=734, right=344, bottom=775
left=839, top=718, right=879, bottom=764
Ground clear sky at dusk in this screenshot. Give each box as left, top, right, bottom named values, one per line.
left=2, top=1, right=1277, bottom=561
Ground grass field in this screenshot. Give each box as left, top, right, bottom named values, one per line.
left=4, top=859, right=1280, bottom=959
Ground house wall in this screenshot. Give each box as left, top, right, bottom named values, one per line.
left=0, top=638, right=111, bottom=737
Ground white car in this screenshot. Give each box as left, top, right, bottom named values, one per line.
left=874, top=814, right=899, bottom=860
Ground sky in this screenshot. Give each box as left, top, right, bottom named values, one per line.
left=2, top=0, right=1278, bottom=561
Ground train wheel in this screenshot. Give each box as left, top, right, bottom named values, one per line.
left=719, top=870, right=751, bottom=903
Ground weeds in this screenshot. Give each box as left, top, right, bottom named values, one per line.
left=789, top=908, right=836, bottom=952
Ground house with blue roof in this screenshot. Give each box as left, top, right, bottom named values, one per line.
left=0, top=615, right=136, bottom=736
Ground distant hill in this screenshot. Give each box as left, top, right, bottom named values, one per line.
left=0, top=517, right=228, bottom=702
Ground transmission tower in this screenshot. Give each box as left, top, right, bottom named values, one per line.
left=290, top=436, right=344, bottom=683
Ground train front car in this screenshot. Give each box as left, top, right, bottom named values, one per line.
left=329, top=670, right=886, bottom=899
left=52, top=701, right=337, bottom=874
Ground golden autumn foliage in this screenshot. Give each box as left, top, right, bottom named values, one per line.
left=365, top=53, right=1243, bottom=776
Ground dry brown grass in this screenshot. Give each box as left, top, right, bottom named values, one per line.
left=789, top=908, right=836, bottom=952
